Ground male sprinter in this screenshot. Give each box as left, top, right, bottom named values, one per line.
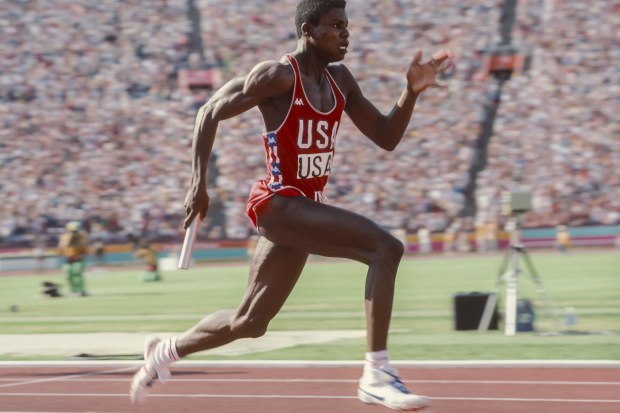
left=131, top=1, right=453, bottom=410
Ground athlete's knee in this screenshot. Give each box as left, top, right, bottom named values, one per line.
left=388, top=234, right=405, bottom=260
left=231, top=314, right=270, bottom=339
left=372, top=232, right=404, bottom=270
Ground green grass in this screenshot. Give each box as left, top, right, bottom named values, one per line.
left=1, top=250, right=619, bottom=361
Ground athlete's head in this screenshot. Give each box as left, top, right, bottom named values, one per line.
left=295, top=0, right=346, bottom=39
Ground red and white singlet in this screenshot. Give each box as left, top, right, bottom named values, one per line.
left=246, top=55, right=347, bottom=228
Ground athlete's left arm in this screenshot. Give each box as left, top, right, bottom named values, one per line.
left=343, top=49, right=453, bottom=151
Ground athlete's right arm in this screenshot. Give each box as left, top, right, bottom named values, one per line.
left=184, top=60, right=292, bottom=229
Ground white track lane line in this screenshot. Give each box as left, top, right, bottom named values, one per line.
left=0, top=367, right=135, bottom=389
left=0, top=392, right=619, bottom=403
left=1, top=360, right=619, bottom=368
left=0, top=377, right=618, bottom=385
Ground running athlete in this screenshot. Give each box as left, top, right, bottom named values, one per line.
left=131, top=0, right=453, bottom=410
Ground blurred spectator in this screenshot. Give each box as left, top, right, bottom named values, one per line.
left=57, top=221, right=89, bottom=296
left=484, top=220, right=498, bottom=251
left=417, top=226, right=432, bottom=254
left=442, top=220, right=459, bottom=254
left=555, top=225, right=571, bottom=254
left=134, top=239, right=162, bottom=282
left=92, top=237, right=106, bottom=267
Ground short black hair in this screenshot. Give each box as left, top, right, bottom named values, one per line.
left=295, top=0, right=346, bottom=38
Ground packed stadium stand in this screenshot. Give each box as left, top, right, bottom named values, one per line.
left=1, top=0, right=618, bottom=248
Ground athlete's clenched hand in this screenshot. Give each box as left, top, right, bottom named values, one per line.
left=183, top=185, right=209, bottom=230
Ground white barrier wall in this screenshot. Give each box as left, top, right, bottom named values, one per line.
left=0, top=256, right=61, bottom=271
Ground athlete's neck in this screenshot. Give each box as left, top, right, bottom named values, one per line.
left=292, top=44, right=328, bottom=82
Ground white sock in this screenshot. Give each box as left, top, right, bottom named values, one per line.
left=364, top=349, right=390, bottom=371
left=152, top=337, right=180, bottom=366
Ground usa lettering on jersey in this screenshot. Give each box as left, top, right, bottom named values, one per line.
left=297, top=119, right=338, bottom=150
left=294, top=119, right=339, bottom=179
left=297, top=152, right=333, bottom=178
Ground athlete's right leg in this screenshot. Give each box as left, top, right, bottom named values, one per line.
left=256, top=195, right=429, bottom=411
left=257, top=195, right=404, bottom=352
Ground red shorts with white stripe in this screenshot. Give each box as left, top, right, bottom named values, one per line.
left=246, top=180, right=324, bottom=230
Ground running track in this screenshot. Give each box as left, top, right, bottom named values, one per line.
left=0, top=361, right=618, bottom=413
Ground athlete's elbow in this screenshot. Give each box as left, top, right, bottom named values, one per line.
left=380, top=137, right=400, bottom=152
left=383, top=142, right=398, bottom=152
left=370, top=128, right=402, bottom=151
left=198, top=102, right=221, bottom=123
left=367, top=132, right=396, bottom=151
left=197, top=103, right=210, bottom=118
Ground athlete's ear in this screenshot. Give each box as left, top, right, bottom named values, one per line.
left=300, top=22, right=312, bottom=37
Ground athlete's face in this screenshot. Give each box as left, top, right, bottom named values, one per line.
left=307, top=8, right=349, bottom=62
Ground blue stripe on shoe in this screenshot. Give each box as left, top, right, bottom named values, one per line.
left=390, top=378, right=411, bottom=394
left=379, top=367, right=412, bottom=394
left=358, top=387, right=385, bottom=402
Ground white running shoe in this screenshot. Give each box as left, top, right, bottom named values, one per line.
left=358, top=365, right=430, bottom=411
left=129, top=336, right=171, bottom=405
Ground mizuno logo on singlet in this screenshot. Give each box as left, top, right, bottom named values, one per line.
left=294, top=98, right=304, bottom=106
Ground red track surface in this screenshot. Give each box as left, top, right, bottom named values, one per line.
left=0, top=363, right=618, bottom=413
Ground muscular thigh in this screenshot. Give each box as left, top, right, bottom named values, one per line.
left=257, top=195, right=395, bottom=264
left=237, top=236, right=309, bottom=321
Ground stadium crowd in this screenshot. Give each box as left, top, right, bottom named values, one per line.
left=1, top=0, right=618, bottom=247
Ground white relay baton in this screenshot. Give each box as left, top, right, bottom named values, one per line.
left=178, top=218, right=199, bottom=270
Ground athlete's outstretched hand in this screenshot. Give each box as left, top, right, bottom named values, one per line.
left=183, top=183, right=209, bottom=230
left=406, top=49, right=454, bottom=94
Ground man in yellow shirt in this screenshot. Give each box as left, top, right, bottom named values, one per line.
left=555, top=225, right=571, bottom=254
left=135, top=240, right=161, bottom=282
left=57, top=221, right=89, bottom=296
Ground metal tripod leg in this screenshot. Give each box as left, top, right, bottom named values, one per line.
left=478, top=247, right=512, bottom=332
left=520, top=248, right=561, bottom=330
left=503, top=251, right=521, bottom=336
left=479, top=243, right=559, bottom=334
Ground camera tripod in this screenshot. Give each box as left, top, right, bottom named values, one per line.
left=478, top=219, right=559, bottom=335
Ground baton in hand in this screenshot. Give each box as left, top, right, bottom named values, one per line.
left=178, top=217, right=198, bottom=270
